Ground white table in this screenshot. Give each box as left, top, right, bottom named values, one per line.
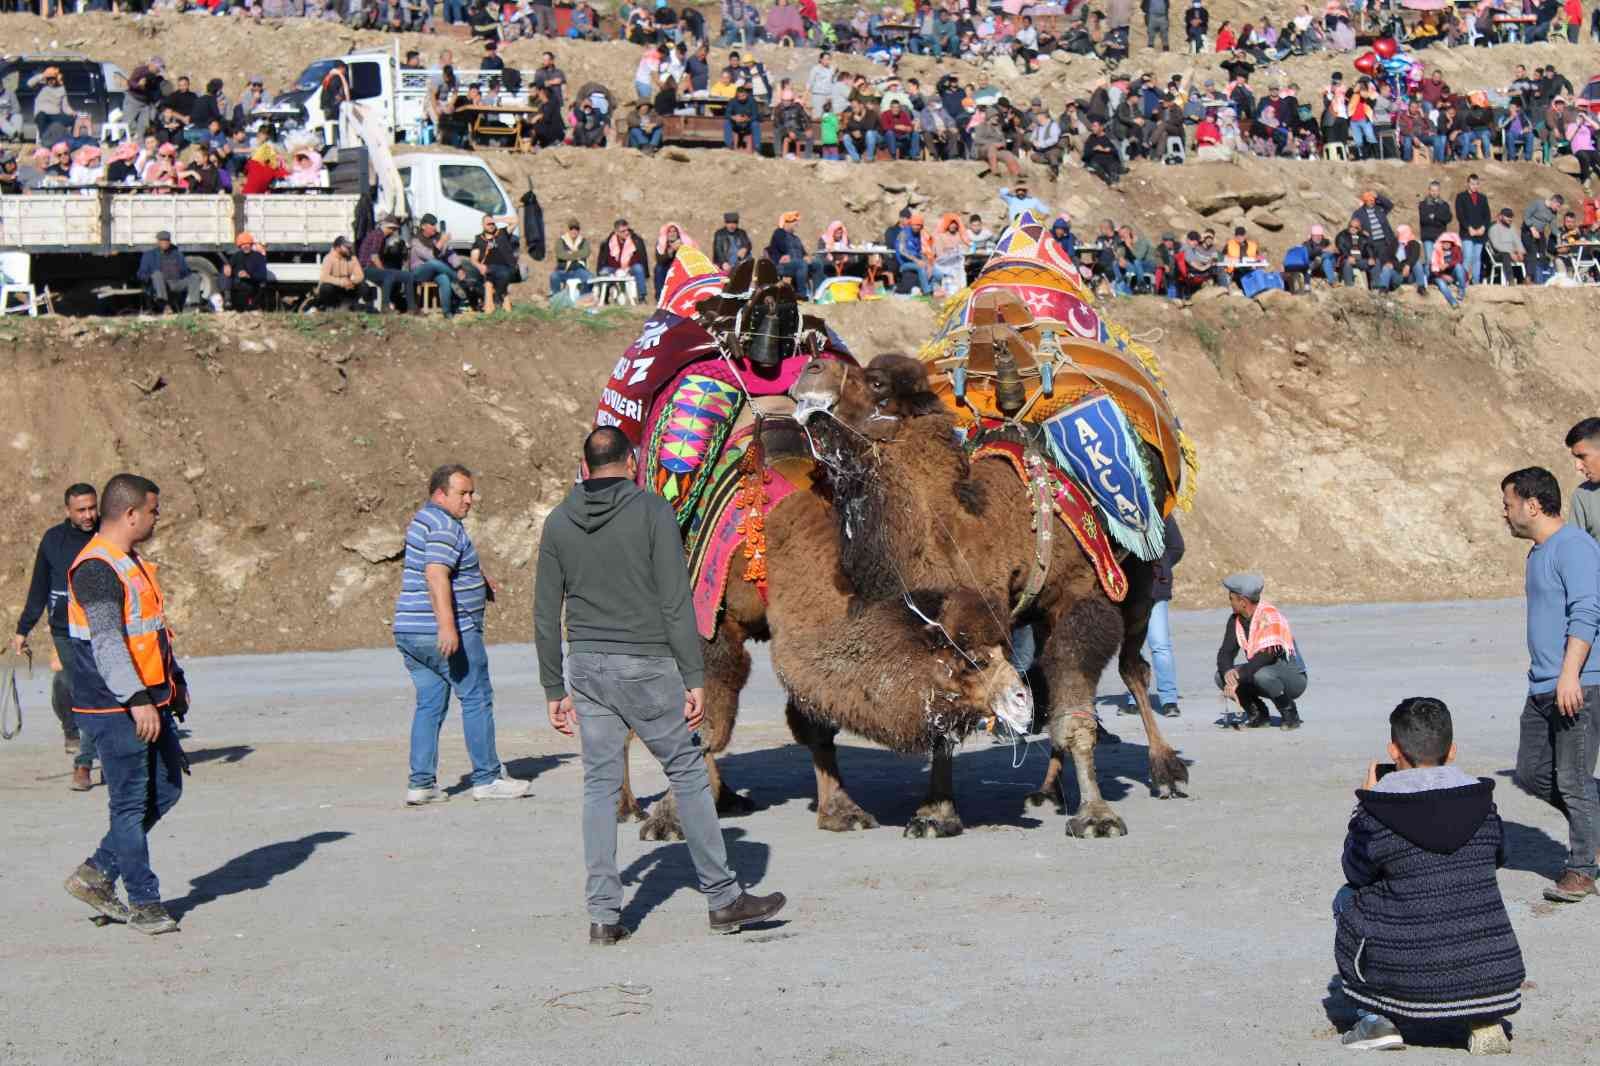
left=586, top=272, right=638, bottom=306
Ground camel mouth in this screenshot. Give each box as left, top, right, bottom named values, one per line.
left=988, top=665, right=1034, bottom=735
left=792, top=394, right=837, bottom=426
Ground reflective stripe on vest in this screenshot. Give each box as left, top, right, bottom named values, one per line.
left=65, top=537, right=172, bottom=712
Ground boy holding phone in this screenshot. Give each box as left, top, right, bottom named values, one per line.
left=1333, top=697, right=1524, bottom=1053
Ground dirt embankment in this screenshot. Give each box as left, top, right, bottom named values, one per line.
left=3, top=288, right=1598, bottom=657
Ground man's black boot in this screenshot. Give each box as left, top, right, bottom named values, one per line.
left=1278, top=702, right=1303, bottom=730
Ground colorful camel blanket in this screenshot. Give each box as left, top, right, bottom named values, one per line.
left=971, top=439, right=1129, bottom=603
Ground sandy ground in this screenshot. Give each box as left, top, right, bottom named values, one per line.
left=1, top=599, right=1594, bottom=1065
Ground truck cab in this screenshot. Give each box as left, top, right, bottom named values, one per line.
left=392, top=151, right=517, bottom=247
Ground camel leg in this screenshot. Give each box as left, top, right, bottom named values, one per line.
left=786, top=701, right=877, bottom=832
left=1042, top=596, right=1128, bottom=838
left=1021, top=625, right=1068, bottom=814
left=617, top=729, right=646, bottom=822
left=905, top=739, right=964, bottom=838
left=638, top=615, right=751, bottom=843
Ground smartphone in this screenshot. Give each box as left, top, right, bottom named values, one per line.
left=1374, top=762, right=1397, bottom=781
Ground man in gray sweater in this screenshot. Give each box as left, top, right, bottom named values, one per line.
left=1565, top=418, right=1600, bottom=541
left=1502, top=466, right=1600, bottom=903
left=534, top=426, right=786, bottom=944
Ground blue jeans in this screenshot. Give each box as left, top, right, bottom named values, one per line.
left=775, top=256, right=814, bottom=296
left=621, top=261, right=649, bottom=300
left=550, top=266, right=593, bottom=295
left=899, top=261, right=933, bottom=294
left=1429, top=134, right=1447, bottom=162
left=443, top=0, right=465, bottom=21
left=1318, top=252, right=1337, bottom=284
left=1143, top=599, right=1179, bottom=706
left=1456, top=129, right=1492, bottom=160
left=51, top=635, right=97, bottom=768
left=1430, top=264, right=1468, bottom=306
left=723, top=118, right=761, bottom=151
left=410, top=260, right=456, bottom=316
left=76, top=708, right=184, bottom=905
left=1462, top=239, right=1484, bottom=284
left=843, top=130, right=879, bottom=162
left=628, top=126, right=664, bottom=150
left=396, top=628, right=503, bottom=789
left=1349, top=120, right=1376, bottom=154
left=1505, top=128, right=1534, bottom=161
left=883, top=129, right=921, bottom=159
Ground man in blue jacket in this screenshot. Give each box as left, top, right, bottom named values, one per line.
left=136, top=231, right=204, bottom=313
left=1502, top=465, right=1600, bottom=903
left=894, top=213, right=933, bottom=295
left=12, top=483, right=100, bottom=790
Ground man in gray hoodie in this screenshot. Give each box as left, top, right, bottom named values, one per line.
left=535, top=426, right=786, bottom=944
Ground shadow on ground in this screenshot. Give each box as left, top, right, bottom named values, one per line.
left=167, top=830, right=352, bottom=920
left=448, top=752, right=578, bottom=795
left=186, top=745, right=254, bottom=766
left=619, top=827, right=781, bottom=929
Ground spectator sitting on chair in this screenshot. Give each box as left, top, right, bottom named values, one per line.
left=137, top=231, right=206, bottom=314
left=894, top=213, right=934, bottom=295
left=317, top=236, right=374, bottom=311
left=471, top=215, right=519, bottom=311
left=879, top=99, right=920, bottom=159
left=774, top=89, right=812, bottom=159
left=724, top=83, right=762, bottom=154
left=1488, top=208, right=1526, bottom=284
left=627, top=104, right=665, bottom=154
left=408, top=214, right=463, bottom=318
left=653, top=222, right=695, bottom=297
left=358, top=215, right=418, bottom=314
left=550, top=219, right=594, bottom=298
left=597, top=217, right=650, bottom=300
left=1082, top=117, right=1123, bottom=186
left=1426, top=232, right=1468, bottom=309
left=713, top=212, right=752, bottom=272
left=222, top=231, right=275, bottom=311
left=843, top=99, right=881, bottom=163
left=766, top=210, right=818, bottom=298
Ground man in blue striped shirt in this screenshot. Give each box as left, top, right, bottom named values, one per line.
left=395, top=464, right=528, bottom=805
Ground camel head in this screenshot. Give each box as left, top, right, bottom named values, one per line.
left=792, top=353, right=945, bottom=443
left=907, top=587, right=1033, bottom=738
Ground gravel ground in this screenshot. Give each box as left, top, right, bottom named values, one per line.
left=1, top=600, right=1593, bottom=1065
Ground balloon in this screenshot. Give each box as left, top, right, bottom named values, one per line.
left=1373, top=36, right=1399, bottom=58
left=1353, top=51, right=1378, bottom=75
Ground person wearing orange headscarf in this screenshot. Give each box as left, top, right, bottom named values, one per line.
left=893, top=212, right=933, bottom=295
left=765, top=210, right=818, bottom=297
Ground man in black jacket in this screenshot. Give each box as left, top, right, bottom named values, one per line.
left=1454, top=172, right=1492, bottom=284
left=712, top=212, right=752, bottom=272
left=1416, top=179, right=1452, bottom=269
left=1082, top=117, right=1123, bottom=185
left=535, top=427, right=787, bottom=943
left=12, top=483, right=99, bottom=790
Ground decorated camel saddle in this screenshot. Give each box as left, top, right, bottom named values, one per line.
left=917, top=213, right=1200, bottom=598
left=591, top=251, right=856, bottom=636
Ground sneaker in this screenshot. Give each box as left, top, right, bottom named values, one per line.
left=209, top=293, right=225, bottom=313
left=1542, top=868, right=1598, bottom=902
left=1340, top=1011, right=1404, bottom=1051
left=404, top=785, right=449, bottom=806
left=64, top=862, right=129, bottom=923
left=471, top=777, right=532, bottom=801
left=128, top=901, right=180, bottom=936
left=1467, top=1019, right=1511, bottom=1055
left=708, top=890, right=787, bottom=934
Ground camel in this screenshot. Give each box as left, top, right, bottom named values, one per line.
left=623, top=479, right=1032, bottom=839
left=788, top=352, right=1190, bottom=838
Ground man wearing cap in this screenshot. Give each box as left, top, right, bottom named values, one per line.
left=712, top=211, right=752, bottom=272
left=1216, top=572, right=1307, bottom=729
left=0, top=151, right=21, bottom=195
left=136, top=231, right=204, bottom=314
left=1487, top=207, right=1527, bottom=284
left=317, top=236, right=373, bottom=311
left=358, top=215, right=418, bottom=313
left=724, top=83, right=762, bottom=154
left=1029, top=107, right=1063, bottom=179
left=27, top=66, right=76, bottom=146
left=408, top=214, right=463, bottom=317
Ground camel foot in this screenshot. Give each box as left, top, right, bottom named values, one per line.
left=1024, top=788, right=1066, bottom=815
left=1149, top=748, right=1191, bottom=799
left=716, top=788, right=756, bottom=816
left=1153, top=780, right=1190, bottom=800
left=1067, top=802, right=1128, bottom=839
left=638, top=804, right=686, bottom=843
left=616, top=796, right=647, bottom=823
left=816, top=791, right=878, bottom=832
left=904, top=800, right=963, bottom=839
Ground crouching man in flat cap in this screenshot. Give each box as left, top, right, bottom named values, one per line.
left=1216, top=572, right=1308, bottom=729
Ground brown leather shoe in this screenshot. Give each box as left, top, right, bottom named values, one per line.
left=588, top=922, right=631, bottom=946
left=1543, top=869, right=1598, bottom=902
left=708, top=891, right=787, bottom=934
left=70, top=766, right=92, bottom=791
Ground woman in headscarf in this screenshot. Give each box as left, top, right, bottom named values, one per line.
left=815, top=219, right=851, bottom=283
left=284, top=138, right=325, bottom=188
left=68, top=144, right=102, bottom=187
left=1427, top=231, right=1467, bottom=307
left=931, top=212, right=969, bottom=296
left=652, top=221, right=697, bottom=297
left=242, top=141, right=288, bottom=194
left=105, top=140, right=140, bottom=185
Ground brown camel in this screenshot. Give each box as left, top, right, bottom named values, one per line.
left=622, top=426, right=1031, bottom=842
left=789, top=352, right=1189, bottom=838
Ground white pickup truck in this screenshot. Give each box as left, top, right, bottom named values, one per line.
left=0, top=150, right=517, bottom=309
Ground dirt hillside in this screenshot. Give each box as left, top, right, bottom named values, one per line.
left=3, top=286, right=1598, bottom=657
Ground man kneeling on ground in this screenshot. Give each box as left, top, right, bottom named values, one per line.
left=1215, top=571, right=1307, bottom=728
left=1334, top=697, right=1522, bottom=1054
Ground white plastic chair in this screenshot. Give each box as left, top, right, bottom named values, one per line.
left=0, top=252, right=52, bottom=317
left=1164, top=135, right=1186, bottom=164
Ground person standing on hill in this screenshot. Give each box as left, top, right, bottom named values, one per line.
left=535, top=427, right=787, bottom=944
left=1501, top=466, right=1600, bottom=903
left=1454, top=173, right=1491, bottom=285
left=12, top=483, right=100, bottom=790
left=394, top=464, right=529, bottom=806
